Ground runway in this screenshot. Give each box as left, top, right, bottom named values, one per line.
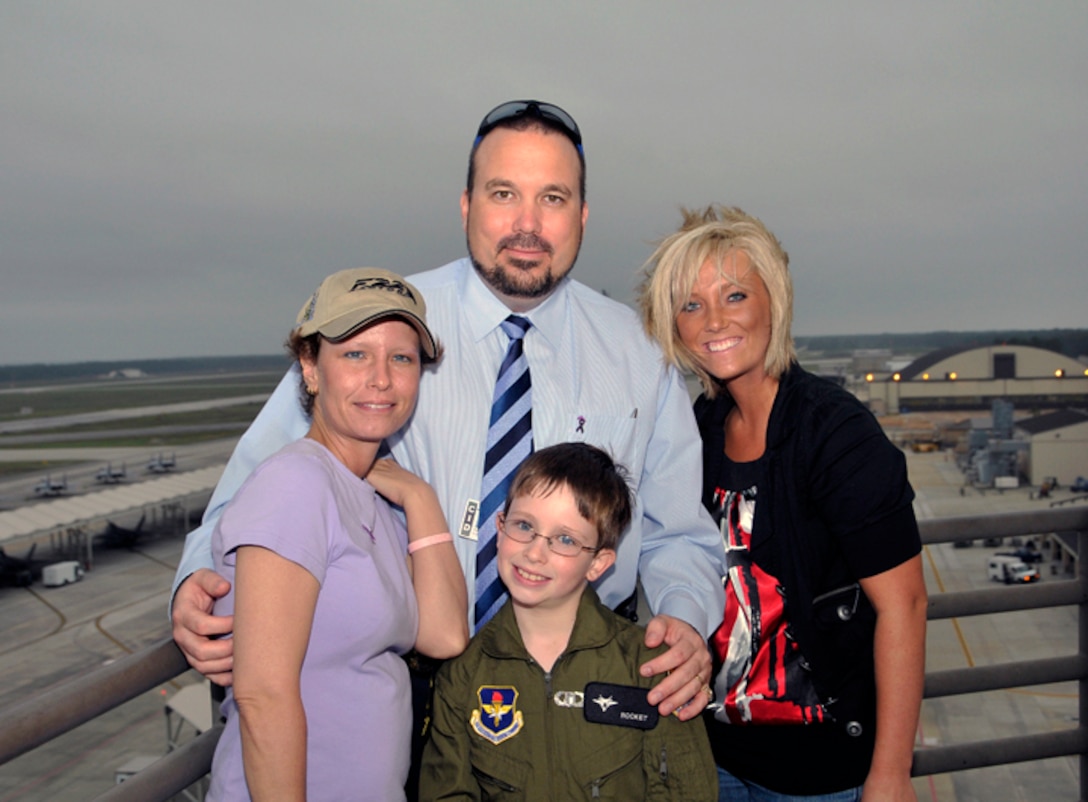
left=0, top=395, right=270, bottom=436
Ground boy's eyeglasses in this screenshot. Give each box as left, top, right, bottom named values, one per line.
left=497, top=513, right=599, bottom=557
left=475, top=100, right=583, bottom=152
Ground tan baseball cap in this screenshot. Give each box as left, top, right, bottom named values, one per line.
left=295, top=268, right=438, bottom=358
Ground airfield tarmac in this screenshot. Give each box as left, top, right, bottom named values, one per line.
left=0, top=444, right=1085, bottom=801
left=0, top=439, right=237, bottom=512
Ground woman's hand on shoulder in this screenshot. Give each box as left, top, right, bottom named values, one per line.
left=367, top=459, right=447, bottom=538
left=366, top=458, right=431, bottom=509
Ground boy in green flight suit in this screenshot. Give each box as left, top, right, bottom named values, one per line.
left=420, top=442, right=716, bottom=800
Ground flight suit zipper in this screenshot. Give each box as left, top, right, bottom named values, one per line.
left=542, top=664, right=554, bottom=792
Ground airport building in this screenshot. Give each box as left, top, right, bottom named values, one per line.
left=1015, top=408, right=1088, bottom=487
left=865, top=344, right=1088, bottom=415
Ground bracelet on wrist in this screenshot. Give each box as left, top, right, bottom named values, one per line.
left=407, top=532, right=453, bottom=555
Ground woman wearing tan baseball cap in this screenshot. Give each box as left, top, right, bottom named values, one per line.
left=206, top=268, right=468, bottom=801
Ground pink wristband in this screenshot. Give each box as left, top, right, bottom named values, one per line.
left=407, top=532, right=453, bottom=555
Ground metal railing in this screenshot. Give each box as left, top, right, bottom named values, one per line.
left=1, top=505, right=1086, bottom=801
left=915, top=505, right=1088, bottom=791
left=0, top=638, right=222, bottom=802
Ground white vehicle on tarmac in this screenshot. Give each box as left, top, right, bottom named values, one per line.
left=42, top=561, right=84, bottom=587
left=987, top=555, right=1040, bottom=585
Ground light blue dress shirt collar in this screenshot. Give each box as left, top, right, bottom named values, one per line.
left=458, top=259, right=567, bottom=352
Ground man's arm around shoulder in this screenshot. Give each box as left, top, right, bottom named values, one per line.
left=170, top=366, right=310, bottom=682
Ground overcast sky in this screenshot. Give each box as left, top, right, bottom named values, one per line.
left=3, top=2, right=1085, bottom=365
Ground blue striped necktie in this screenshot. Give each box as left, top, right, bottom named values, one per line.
left=475, top=315, right=533, bottom=628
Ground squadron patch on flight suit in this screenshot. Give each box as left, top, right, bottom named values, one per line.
left=470, top=686, right=523, bottom=744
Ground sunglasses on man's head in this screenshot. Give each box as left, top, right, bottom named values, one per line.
left=475, top=100, right=583, bottom=152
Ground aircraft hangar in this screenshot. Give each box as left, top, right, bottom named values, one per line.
left=865, top=343, right=1088, bottom=414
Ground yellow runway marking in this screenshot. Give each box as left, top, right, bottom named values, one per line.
left=924, top=541, right=1076, bottom=698
left=924, top=543, right=975, bottom=667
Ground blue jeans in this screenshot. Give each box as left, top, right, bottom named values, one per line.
left=718, top=766, right=863, bottom=801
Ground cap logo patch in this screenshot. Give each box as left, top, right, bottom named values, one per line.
left=300, top=294, right=317, bottom=323
left=470, top=686, right=523, bottom=745
left=350, top=277, right=417, bottom=303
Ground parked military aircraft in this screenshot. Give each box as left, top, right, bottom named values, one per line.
left=0, top=548, right=33, bottom=587
left=32, top=475, right=69, bottom=497
left=97, top=513, right=148, bottom=549
left=95, top=463, right=127, bottom=484
left=0, top=544, right=46, bottom=587
left=146, top=453, right=176, bottom=473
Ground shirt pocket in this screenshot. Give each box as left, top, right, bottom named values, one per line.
left=811, top=582, right=875, bottom=656
left=560, top=413, right=644, bottom=480
left=469, top=747, right=529, bottom=800
left=809, top=582, right=878, bottom=725
left=642, top=728, right=719, bottom=802
left=571, top=729, right=643, bottom=799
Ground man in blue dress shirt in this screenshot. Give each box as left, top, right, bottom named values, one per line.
left=171, top=99, right=724, bottom=719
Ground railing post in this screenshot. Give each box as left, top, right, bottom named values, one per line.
left=1080, top=529, right=1087, bottom=802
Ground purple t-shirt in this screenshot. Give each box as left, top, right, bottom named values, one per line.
left=207, top=438, right=418, bottom=801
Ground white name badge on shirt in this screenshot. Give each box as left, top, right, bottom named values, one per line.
left=459, top=499, right=480, bottom=541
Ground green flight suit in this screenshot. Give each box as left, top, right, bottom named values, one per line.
left=420, top=586, right=717, bottom=801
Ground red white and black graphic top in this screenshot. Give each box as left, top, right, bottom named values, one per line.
left=708, top=479, right=826, bottom=727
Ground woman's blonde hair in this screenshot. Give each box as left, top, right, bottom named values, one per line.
left=638, top=205, right=795, bottom=398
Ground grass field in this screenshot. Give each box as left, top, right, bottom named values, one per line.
left=0, top=369, right=283, bottom=450
left=0, top=371, right=283, bottom=420
left=0, top=460, right=82, bottom=479
left=3, top=402, right=265, bottom=437
left=5, top=429, right=249, bottom=450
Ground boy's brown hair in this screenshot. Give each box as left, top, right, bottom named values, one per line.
left=504, top=442, right=632, bottom=551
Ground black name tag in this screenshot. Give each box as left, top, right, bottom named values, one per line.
left=582, top=682, right=659, bottom=730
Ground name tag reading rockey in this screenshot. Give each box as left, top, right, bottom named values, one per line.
left=581, top=682, right=659, bottom=730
